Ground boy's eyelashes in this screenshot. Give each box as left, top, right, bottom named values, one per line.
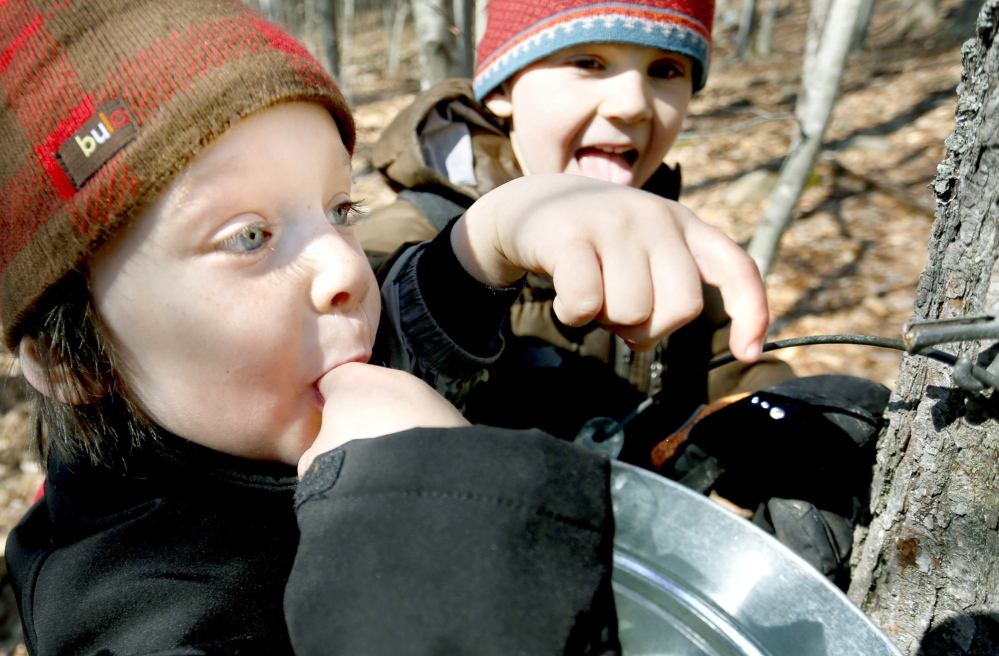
left=564, top=56, right=688, bottom=80
left=568, top=57, right=603, bottom=71
left=649, top=61, right=687, bottom=80
left=326, top=199, right=368, bottom=227
left=649, top=59, right=691, bottom=80
left=214, top=199, right=367, bottom=253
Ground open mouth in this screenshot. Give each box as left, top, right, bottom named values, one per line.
left=575, top=146, right=639, bottom=185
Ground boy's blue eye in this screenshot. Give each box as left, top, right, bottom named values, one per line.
left=326, top=203, right=351, bottom=226
left=326, top=200, right=367, bottom=227
left=219, top=223, right=271, bottom=252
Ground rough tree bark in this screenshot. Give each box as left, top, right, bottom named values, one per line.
left=950, top=0, right=990, bottom=40
left=848, top=2, right=999, bottom=654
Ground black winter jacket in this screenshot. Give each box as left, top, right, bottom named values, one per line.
left=9, top=426, right=617, bottom=655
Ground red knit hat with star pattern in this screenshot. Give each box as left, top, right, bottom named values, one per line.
left=473, top=0, right=715, bottom=101
left=0, top=0, right=354, bottom=348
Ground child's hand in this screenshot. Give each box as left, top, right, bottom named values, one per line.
left=298, top=362, right=470, bottom=478
left=451, top=174, right=767, bottom=361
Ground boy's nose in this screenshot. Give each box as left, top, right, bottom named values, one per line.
left=307, top=233, right=371, bottom=315
left=598, top=70, right=654, bottom=123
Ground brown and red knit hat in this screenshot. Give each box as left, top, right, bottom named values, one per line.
left=0, top=0, right=354, bottom=348
left=473, top=0, right=715, bottom=101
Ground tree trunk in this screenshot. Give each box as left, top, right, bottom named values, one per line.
left=735, top=0, right=759, bottom=60
left=411, top=0, right=464, bottom=88
left=848, top=2, right=999, bottom=654
left=755, top=0, right=780, bottom=57
left=387, top=0, right=412, bottom=76
left=851, top=0, right=877, bottom=50
left=336, top=0, right=351, bottom=94
left=302, top=0, right=339, bottom=80
left=383, top=0, right=395, bottom=39
left=746, top=0, right=864, bottom=278
left=452, top=0, right=475, bottom=78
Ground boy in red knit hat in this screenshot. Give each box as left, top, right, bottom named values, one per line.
left=359, top=0, right=792, bottom=454
left=359, top=0, right=892, bottom=589
left=1, top=0, right=768, bottom=652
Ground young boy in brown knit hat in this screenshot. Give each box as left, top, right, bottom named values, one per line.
left=1, top=0, right=768, bottom=653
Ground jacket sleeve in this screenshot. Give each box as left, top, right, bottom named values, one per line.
left=285, top=426, right=620, bottom=656
left=373, top=221, right=523, bottom=404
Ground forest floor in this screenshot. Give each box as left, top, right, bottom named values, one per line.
left=0, top=0, right=973, bottom=652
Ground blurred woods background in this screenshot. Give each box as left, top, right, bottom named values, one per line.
left=244, top=0, right=981, bottom=99
left=247, top=0, right=982, bottom=279
left=242, top=0, right=482, bottom=97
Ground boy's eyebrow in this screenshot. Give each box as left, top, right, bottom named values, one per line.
left=160, top=154, right=262, bottom=237
left=171, top=159, right=245, bottom=214
left=165, top=114, right=353, bottom=218
left=658, top=52, right=691, bottom=62
left=167, top=135, right=353, bottom=229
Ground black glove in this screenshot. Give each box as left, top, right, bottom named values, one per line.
left=651, top=375, right=890, bottom=586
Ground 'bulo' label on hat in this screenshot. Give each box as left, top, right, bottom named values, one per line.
left=57, top=98, right=138, bottom=190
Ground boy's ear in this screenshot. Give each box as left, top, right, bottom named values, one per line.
left=18, top=334, right=94, bottom=405
left=483, top=84, right=513, bottom=119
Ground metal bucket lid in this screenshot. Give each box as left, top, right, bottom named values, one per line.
left=610, top=461, right=902, bottom=656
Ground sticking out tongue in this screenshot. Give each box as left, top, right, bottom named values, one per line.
left=576, top=148, right=635, bottom=186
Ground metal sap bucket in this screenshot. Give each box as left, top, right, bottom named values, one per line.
left=610, top=461, right=902, bottom=656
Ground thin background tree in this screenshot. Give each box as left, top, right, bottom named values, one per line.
left=745, top=0, right=865, bottom=278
